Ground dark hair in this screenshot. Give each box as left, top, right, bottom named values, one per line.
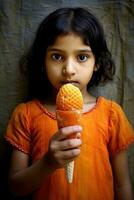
left=26, top=7, right=115, bottom=100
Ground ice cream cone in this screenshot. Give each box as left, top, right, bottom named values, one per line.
left=56, top=109, right=82, bottom=183
left=56, top=83, right=83, bottom=183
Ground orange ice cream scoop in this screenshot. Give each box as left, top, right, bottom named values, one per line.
left=56, top=83, right=83, bottom=129
left=56, top=83, right=83, bottom=111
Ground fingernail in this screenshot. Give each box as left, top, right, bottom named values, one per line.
left=76, top=132, right=81, bottom=138
left=78, top=126, right=82, bottom=131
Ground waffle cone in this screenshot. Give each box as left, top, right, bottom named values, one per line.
left=56, top=109, right=81, bottom=183
left=65, top=161, right=74, bottom=183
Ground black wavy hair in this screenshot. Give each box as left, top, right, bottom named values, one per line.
left=25, top=7, right=115, bottom=100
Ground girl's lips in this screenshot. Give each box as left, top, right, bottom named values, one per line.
left=60, top=81, right=80, bottom=87
left=61, top=80, right=79, bottom=84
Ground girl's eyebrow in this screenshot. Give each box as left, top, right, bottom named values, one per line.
left=47, top=48, right=64, bottom=52
left=47, top=48, right=92, bottom=53
left=77, top=49, right=92, bottom=53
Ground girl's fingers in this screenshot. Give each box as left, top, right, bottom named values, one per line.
left=56, top=148, right=81, bottom=160
left=50, top=138, right=82, bottom=152
left=48, top=125, right=82, bottom=168
left=58, top=138, right=82, bottom=150
left=47, top=148, right=80, bottom=168
left=54, top=125, right=82, bottom=141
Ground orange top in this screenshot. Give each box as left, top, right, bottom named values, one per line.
left=5, top=97, right=134, bottom=200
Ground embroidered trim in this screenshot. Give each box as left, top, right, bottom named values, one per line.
left=5, top=136, right=30, bottom=155
left=110, top=137, right=134, bottom=157
left=35, top=100, right=56, bottom=120
left=34, top=96, right=103, bottom=118
left=83, top=96, right=102, bottom=114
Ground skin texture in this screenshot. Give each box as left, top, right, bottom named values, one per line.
left=111, top=151, right=133, bottom=200
left=8, top=33, right=133, bottom=199
left=45, top=33, right=97, bottom=93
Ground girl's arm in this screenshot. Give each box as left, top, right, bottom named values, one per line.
left=8, top=125, right=82, bottom=196
left=111, top=150, right=133, bottom=200
left=8, top=149, right=55, bottom=196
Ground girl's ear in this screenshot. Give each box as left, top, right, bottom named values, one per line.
left=94, top=65, right=99, bottom=72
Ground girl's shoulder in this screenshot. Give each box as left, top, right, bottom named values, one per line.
left=97, top=96, right=124, bottom=115
left=100, top=97, right=134, bottom=156
left=100, top=96, right=134, bottom=132
left=95, top=96, right=133, bottom=128
left=88, top=96, right=121, bottom=117
left=11, top=99, right=44, bottom=122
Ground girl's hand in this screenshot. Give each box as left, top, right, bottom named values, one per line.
left=46, top=125, right=82, bottom=169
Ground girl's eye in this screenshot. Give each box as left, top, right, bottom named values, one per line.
left=77, top=55, right=89, bottom=62
left=51, top=53, right=62, bottom=61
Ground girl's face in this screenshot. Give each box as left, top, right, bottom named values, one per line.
left=45, top=33, right=96, bottom=95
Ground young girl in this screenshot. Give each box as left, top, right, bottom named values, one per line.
left=5, top=7, right=134, bottom=200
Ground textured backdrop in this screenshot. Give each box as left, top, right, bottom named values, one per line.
left=0, top=0, right=134, bottom=199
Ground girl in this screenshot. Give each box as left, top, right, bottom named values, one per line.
left=5, top=7, right=134, bottom=200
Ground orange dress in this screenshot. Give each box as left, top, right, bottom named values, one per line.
left=5, top=96, right=134, bottom=200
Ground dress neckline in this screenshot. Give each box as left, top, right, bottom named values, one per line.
left=34, top=96, right=103, bottom=120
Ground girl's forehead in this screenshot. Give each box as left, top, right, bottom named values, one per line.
left=49, top=33, right=91, bottom=50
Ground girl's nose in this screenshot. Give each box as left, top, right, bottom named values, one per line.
left=62, top=59, right=76, bottom=77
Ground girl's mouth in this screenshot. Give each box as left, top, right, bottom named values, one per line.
left=60, top=80, right=79, bottom=87
left=61, top=80, right=78, bottom=83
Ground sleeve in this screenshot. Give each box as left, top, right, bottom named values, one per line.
left=4, top=103, right=31, bottom=154
left=108, top=101, right=134, bottom=157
